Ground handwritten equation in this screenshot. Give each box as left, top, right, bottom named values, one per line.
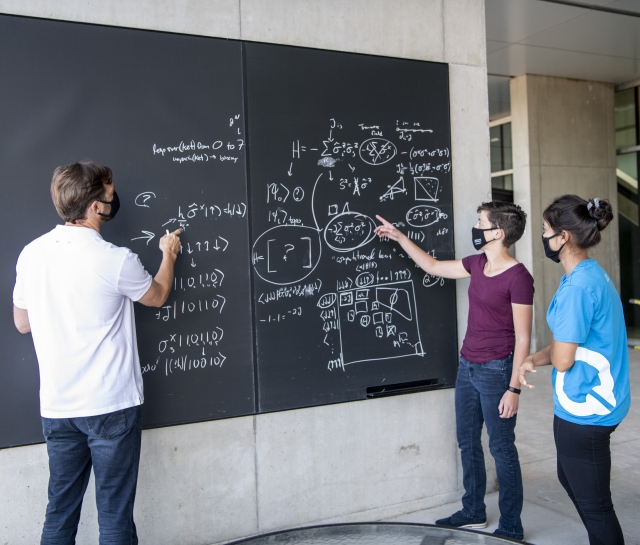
left=133, top=112, right=248, bottom=379
left=253, top=116, right=452, bottom=374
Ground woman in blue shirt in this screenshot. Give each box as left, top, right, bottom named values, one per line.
left=519, top=195, right=630, bottom=545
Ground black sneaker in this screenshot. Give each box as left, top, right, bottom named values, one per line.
left=435, top=510, right=487, bottom=529
left=493, top=528, right=524, bottom=541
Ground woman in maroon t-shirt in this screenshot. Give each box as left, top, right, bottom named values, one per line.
left=375, top=201, right=534, bottom=541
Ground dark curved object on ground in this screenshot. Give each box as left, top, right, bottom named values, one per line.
left=225, top=522, right=532, bottom=545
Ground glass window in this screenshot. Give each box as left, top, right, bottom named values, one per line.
left=490, top=122, right=513, bottom=173
left=502, top=122, right=512, bottom=170
left=615, top=85, right=640, bottom=335
left=615, top=88, right=637, bottom=150
left=491, top=174, right=513, bottom=191
left=490, top=121, right=513, bottom=203
left=490, top=125, right=503, bottom=173
left=617, top=152, right=637, bottom=181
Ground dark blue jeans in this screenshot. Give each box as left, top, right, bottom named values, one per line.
left=40, top=405, right=142, bottom=545
left=455, top=355, right=523, bottom=538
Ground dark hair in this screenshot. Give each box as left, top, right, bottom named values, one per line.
left=477, top=201, right=527, bottom=248
left=543, top=194, right=613, bottom=249
left=50, top=161, right=112, bottom=223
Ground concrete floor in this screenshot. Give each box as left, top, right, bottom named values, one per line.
left=384, top=348, right=640, bottom=545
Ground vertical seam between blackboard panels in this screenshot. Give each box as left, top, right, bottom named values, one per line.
left=241, top=40, right=262, bottom=532
left=241, top=41, right=260, bottom=417
left=441, top=0, right=446, bottom=62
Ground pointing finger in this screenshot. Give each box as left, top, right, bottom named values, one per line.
left=375, top=215, right=392, bottom=227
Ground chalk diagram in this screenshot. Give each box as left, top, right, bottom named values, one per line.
left=254, top=118, right=452, bottom=372
left=323, top=211, right=378, bottom=252
left=380, top=177, right=407, bottom=202
left=423, top=272, right=445, bottom=288
left=319, top=280, right=424, bottom=366
left=406, top=205, right=447, bottom=228
left=359, top=138, right=397, bottom=165
left=414, top=177, right=439, bottom=202
left=252, top=225, right=322, bottom=285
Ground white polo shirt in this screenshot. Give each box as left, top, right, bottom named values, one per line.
left=13, top=225, right=152, bottom=418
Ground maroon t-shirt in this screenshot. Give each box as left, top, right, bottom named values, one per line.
left=460, top=253, right=534, bottom=363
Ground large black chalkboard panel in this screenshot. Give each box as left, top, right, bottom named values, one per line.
left=245, top=43, right=459, bottom=412
left=0, top=15, right=254, bottom=447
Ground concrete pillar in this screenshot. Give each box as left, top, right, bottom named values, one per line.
left=511, top=74, right=619, bottom=350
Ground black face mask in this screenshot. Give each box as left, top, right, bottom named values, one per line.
left=97, top=191, right=120, bottom=221
left=542, top=233, right=564, bottom=263
left=471, top=226, right=499, bottom=251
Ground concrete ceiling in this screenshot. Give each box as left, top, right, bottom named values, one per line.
left=486, top=0, right=640, bottom=86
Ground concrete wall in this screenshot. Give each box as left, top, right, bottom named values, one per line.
left=511, top=74, right=619, bottom=350
left=0, top=1, right=492, bottom=543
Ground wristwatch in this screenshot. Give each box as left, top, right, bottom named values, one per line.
left=507, top=386, right=521, bottom=395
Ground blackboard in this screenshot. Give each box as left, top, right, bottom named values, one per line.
left=245, top=43, right=458, bottom=412
left=0, top=14, right=458, bottom=449
left=0, top=15, right=255, bottom=447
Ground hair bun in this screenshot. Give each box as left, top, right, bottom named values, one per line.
left=587, top=198, right=613, bottom=231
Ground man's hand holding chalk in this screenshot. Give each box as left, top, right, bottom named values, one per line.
left=160, top=228, right=183, bottom=257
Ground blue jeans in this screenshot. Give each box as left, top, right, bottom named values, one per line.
left=455, top=355, right=523, bottom=538
left=40, top=405, right=142, bottom=545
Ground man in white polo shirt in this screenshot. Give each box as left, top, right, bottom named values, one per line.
left=13, top=161, right=181, bottom=545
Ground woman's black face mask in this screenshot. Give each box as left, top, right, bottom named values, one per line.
left=542, top=233, right=564, bottom=263
left=97, top=191, right=120, bottom=221
left=471, top=226, right=499, bottom=251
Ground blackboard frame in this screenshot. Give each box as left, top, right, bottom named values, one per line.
left=0, top=13, right=458, bottom=449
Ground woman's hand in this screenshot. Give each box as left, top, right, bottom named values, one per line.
left=519, top=357, right=537, bottom=389
left=499, top=390, right=519, bottom=418
left=374, top=215, right=406, bottom=242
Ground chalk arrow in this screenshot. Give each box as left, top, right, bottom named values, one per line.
left=287, top=163, right=293, bottom=176
left=329, top=170, right=333, bottom=181
left=191, top=258, right=196, bottom=268
left=131, top=231, right=155, bottom=245
left=328, top=129, right=334, bottom=142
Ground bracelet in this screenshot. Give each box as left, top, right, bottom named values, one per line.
left=507, top=386, right=521, bottom=395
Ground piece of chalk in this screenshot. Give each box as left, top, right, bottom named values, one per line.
left=166, top=230, right=170, bottom=236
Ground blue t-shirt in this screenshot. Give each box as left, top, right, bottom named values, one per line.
left=547, top=259, right=630, bottom=426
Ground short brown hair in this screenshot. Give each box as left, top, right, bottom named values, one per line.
left=477, top=201, right=527, bottom=248
left=51, top=161, right=112, bottom=223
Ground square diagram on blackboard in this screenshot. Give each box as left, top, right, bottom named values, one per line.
left=337, top=280, right=424, bottom=366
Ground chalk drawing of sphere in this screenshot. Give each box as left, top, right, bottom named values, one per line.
left=359, top=138, right=397, bottom=166
left=406, top=205, right=443, bottom=228
left=323, top=212, right=377, bottom=253
left=252, top=225, right=322, bottom=286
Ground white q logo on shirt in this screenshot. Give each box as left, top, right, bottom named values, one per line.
left=555, top=347, right=616, bottom=416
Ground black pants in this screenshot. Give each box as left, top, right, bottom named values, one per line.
left=554, top=415, right=624, bottom=545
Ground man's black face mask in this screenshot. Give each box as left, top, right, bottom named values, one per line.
left=97, top=191, right=120, bottom=221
